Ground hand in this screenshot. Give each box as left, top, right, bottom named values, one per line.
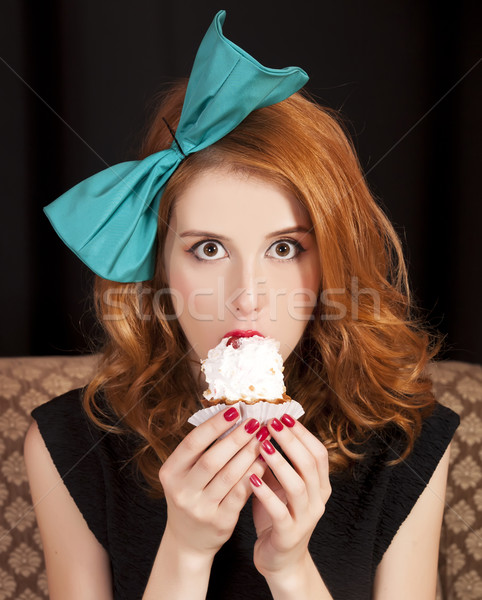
left=249, top=415, right=331, bottom=577
left=158, top=407, right=266, bottom=559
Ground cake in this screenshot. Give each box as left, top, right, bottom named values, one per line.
left=188, top=331, right=304, bottom=430
left=200, top=333, right=291, bottom=406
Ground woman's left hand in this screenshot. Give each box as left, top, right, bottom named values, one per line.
left=249, top=414, right=331, bottom=578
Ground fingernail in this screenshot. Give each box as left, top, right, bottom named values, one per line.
left=257, top=454, right=265, bottom=462
left=271, top=418, right=283, bottom=432
left=244, top=418, right=260, bottom=434
left=224, top=407, right=239, bottom=422
left=256, top=426, right=269, bottom=442
left=281, top=413, right=295, bottom=427
left=250, top=474, right=263, bottom=487
left=262, top=440, right=276, bottom=455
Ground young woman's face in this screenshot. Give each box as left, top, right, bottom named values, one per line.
left=163, top=168, right=321, bottom=371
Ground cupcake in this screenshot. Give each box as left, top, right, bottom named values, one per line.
left=188, top=331, right=304, bottom=431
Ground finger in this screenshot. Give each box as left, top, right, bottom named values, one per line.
left=204, top=432, right=266, bottom=503
left=258, top=438, right=309, bottom=515
left=165, top=406, right=241, bottom=475
left=262, top=468, right=287, bottom=503
left=248, top=470, right=291, bottom=530
left=186, top=417, right=262, bottom=491
left=219, top=454, right=267, bottom=515
left=280, top=415, right=331, bottom=500
left=264, top=419, right=321, bottom=502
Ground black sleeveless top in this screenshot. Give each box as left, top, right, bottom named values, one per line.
left=31, top=388, right=459, bottom=600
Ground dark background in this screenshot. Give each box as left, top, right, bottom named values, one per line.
left=1, top=1, right=481, bottom=363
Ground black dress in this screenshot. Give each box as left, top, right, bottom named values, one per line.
left=31, top=388, right=459, bottom=600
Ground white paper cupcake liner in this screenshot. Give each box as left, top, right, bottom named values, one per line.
left=187, top=399, right=305, bottom=438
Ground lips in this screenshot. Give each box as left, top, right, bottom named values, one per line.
left=224, top=329, right=264, bottom=349
left=223, top=329, right=264, bottom=342
left=222, top=330, right=265, bottom=349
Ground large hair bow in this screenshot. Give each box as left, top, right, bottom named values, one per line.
left=44, top=10, right=308, bottom=282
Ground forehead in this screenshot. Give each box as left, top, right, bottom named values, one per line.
left=170, top=169, right=311, bottom=231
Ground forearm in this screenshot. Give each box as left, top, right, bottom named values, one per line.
left=142, top=526, right=214, bottom=600
left=264, top=553, right=333, bottom=600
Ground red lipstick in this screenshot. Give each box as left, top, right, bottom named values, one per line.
left=223, top=330, right=264, bottom=348
left=223, top=329, right=263, bottom=340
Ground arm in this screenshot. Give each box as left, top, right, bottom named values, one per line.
left=249, top=416, right=334, bottom=600
left=372, top=441, right=452, bottom=599
left=26, top=406, right=265, bottom=600
left=264, top=552, right=333, bottom=600
left=142, top=407, right=267, bottom=599
left=24, top=421, right=113, bottom=600
left=141, top=526, right=214, bottom=600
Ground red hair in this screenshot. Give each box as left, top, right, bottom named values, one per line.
left=83, top=79, right=442, bottom=498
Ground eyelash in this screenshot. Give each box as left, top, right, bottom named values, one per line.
left=187, top=238, right=307, bottom=262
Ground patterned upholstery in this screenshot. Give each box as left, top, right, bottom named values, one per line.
left=0, top=355, right=480, bottom=599
left=428, top=361, right=482, bottom=600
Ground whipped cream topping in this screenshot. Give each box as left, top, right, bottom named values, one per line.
left=201, top=335, right=286, bottom=402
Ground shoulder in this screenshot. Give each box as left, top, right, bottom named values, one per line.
left=28, top=386, right=113, bottom=550
left=24, top=419, right=113, bottom=599
left=372, top=439, right=452, bottom=599
left=31, top=386, right=88, bottom=435
left=385, top=401, right=460, bottom=473
left=414, top=401, right=460, bottom=447
left=30, top=385, right=118, bottom=459
left=26, top=387, right=86, bottom=462
left=31, top=385, right=98, bottom=430
left=384, top=400, right=460, bottom=498
left=370, top=401, right=459, bottom=570
left=24, top=418, right=49, bottom=464
left=31, top=388, right=96, bottom=468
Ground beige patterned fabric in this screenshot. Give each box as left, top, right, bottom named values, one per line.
left=0, top=355, right=99, bottom=600
left=0, top=355, right=480, bottom=599
left=427, top=361, right=482, bottom=600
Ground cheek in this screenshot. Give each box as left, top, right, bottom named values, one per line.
left=166, top=268, right=190, bottom=317
left=271, top=264, right=320, bottom=361
left=167, top=260, right=220, bottom=320
left=166, top=262, right=224, bottom=360
left=277, top=261, right=321, bottom=319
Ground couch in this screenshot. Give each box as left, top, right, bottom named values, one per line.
left=0, top=355, right=481, bottom=599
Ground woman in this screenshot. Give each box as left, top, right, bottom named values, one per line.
left=24, top=11, right=459, bottom=600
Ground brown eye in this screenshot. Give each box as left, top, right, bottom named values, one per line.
left=275, top=242, right=290, bottom=257
left=267, top=239, right=305, bottom=260
left=203, top=243, right=218, bottom=257
left=190, top=240, right=228, bottom=261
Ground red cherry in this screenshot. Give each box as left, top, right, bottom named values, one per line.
left=225, top=330, right=263, bottom=348
left=226, top=337, right=241, bottom=349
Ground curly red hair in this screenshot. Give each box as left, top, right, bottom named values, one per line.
left=83, top=80, right=442, bottom=498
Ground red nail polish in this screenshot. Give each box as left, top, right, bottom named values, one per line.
left=256, top=426, right=269, bottom=442
left=250, top=473, right=262, bottom=487
left=258, top=454, right=265, bottom=462
left=224, top=407, right=239, bottom=422
left=271, top=418, right=283, bottom=432
left=262, top=440, right=276, bottom=454
left=281, top=413, right=295, bottom=427
left=244, top=418, right=260, bottom=434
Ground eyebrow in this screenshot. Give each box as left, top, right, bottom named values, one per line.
left=179, top=226, right=313, bottom=240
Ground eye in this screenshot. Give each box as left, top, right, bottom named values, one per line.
left=188, top=240, right=229, bottom=261
left=267, top=239, right=306, bottom=260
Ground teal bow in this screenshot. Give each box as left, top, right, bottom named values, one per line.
left=43, top=11, right=309, bottom=282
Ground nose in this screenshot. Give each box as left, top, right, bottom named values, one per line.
left=228, top=261, right=267, bottom=319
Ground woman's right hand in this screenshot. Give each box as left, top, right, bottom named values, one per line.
left=158, top=407, right=267, bottom=560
